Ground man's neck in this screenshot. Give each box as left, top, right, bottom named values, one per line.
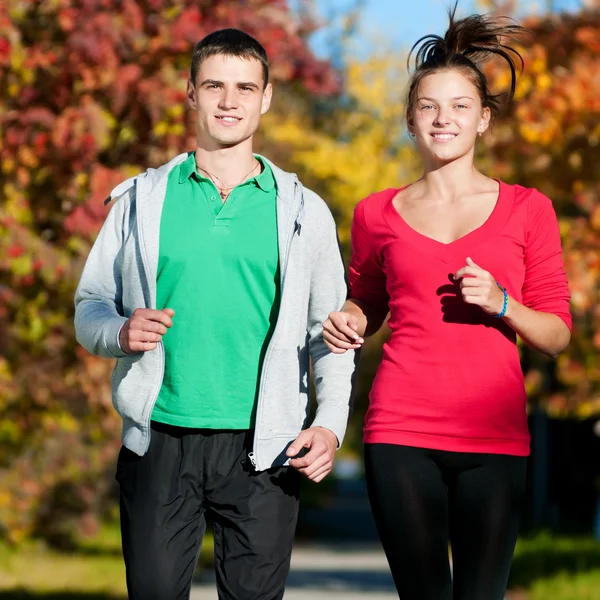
left=194, top=140, right=258, bottom=187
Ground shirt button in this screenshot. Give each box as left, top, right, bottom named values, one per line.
left=211, top=196, right=217, bottom=201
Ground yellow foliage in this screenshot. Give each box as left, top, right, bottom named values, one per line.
left=17, top=146, right=38, bottom=169
left=0, top=491, right=11, bottom=508
left=153, top=121, right=168, bottom=137
left=75, top=172, right=88, bottom=188
left=57, top=413, right=79, bottom=433
left=10, top=255, right=32, bottom=277
left=118, top=125, right=137, bottom=144
left=2, top=157, right=16, bottom=174
left=264, top=54, right=419, bottom=244
left=170, top=123, right=185, bottom=136
left=101, top=109, right=118, bottom=131
left=514, top=76, right=532, bottom=100
left=21, top=68, right=34, bottom=85
left=531, top=57, right=546, bottom=74
left=164, top=5, right=182, bottom=20
left=9, top=42, right=25, bottom=71
left=167, top=105, right=184, bottom=118
left=4, top=185, right=33, bottom=224
left=536, top=73, right=552, bottom=92
left=0, top=357, right=12, bottom=382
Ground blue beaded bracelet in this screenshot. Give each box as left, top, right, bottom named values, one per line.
left=495, top=283, right=508, bottom=318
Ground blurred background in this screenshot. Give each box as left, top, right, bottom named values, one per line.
left=1, top=0, right=600, bottom=598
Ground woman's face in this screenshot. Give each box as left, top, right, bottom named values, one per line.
left=409, top=69, right=491, bottom=167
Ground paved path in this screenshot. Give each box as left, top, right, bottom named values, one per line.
left=190, top=543, right=397, bottom=599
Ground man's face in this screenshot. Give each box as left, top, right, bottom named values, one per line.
left=187, top=54, right=272, bottom=150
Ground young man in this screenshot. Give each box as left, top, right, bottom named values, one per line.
left=74, top=29, right=355, bottom=600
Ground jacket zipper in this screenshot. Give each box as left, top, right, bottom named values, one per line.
left=250, top=181, right=302, bottom=470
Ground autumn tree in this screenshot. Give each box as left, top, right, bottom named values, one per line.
left=480, top=7, right=600, bottom=416
left=3, top=0, right=598, bottom=546
left=0, top=0, right=339, bottom=545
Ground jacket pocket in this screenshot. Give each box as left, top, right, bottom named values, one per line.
left=111, top=351, right=159, bottom=424
left=258, top=348, right=304, bottom=438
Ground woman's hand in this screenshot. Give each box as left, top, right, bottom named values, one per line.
left=322, top=311, right=364, bottom=354
left=454, top=257, right=505, bottom=316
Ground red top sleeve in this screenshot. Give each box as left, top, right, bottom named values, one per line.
left=522, top=190, right=572, bottom=330
left=348, top=196, right=390, bottom=315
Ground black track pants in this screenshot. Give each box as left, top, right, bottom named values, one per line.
left=117, top=422, right=300, bottom=600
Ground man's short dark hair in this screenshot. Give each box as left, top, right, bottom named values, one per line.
left=191, top=29, right=269, bottom=87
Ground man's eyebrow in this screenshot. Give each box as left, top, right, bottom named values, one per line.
left=198, top=79, right=261, bottom=89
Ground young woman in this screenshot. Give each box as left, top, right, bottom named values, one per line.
left=322, top=8, right=571, bottom=600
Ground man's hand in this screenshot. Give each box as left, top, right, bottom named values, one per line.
left=119, top=308, right=175, bottom=354
left=286, top=427, right=338, bottom=483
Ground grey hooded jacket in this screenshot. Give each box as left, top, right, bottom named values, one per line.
left=74, top=153, right=356, bottom=471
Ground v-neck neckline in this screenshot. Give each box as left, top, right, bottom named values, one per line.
left=381, top=180, right=514, bottom=264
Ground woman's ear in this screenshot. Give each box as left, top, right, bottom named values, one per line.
left=406, top=112, right=415, bottom=137
left=478, top=106, right=492, bottom=134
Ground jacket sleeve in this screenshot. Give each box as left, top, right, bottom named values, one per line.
left=73, top=187, right=134, bottom=359
left=306, top=197, right=357, bottom=446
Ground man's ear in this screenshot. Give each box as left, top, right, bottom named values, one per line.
left=261, top=82, right=273, bottom=115
left=187, top=79, right=197, bottom=110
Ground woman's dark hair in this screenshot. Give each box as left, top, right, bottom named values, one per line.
left=191, top=29, right=269, bottom=87
left=406, top=2, right=525, bottom=121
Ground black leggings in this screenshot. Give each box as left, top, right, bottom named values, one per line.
left=364, top=443, right=526, bottom=600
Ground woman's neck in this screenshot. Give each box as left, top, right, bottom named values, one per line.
left=419, top=154, right=490, bottom=201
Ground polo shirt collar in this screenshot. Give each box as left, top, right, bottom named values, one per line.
left=178, top=152, right=198, bottom=184
left=254, top=156, right=275, bottom=192
left=178, top=152, right=275, bottom=192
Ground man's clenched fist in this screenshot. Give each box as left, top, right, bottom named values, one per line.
left=119, top=308, right=175, bottom=354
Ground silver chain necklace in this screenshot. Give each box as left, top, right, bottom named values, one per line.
left=195, top=160, right=260, bottom=200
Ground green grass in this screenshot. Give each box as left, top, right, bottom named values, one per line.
left=0, top=522, right=214, bottom=599
left=528, top=570, right=600, bottom=600
left=508, top=532, right=600, bottom=599
left=2, top=527, right=600, bottom=599
left=0, top=545, right=126, bottom=597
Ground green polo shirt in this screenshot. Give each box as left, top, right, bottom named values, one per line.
left=151, top=153, right=280, bottom=429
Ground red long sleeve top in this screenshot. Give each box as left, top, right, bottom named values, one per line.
left=349, top=182, right=571, bottom=456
